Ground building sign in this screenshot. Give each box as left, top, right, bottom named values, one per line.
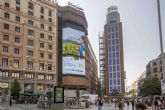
left=68, top=2, right=84, bottom=11
left=62, top=27, right=86, bottom=75
left=0, top=82, right=8, bottom=88
left=54, top=86, right=64, bottom=103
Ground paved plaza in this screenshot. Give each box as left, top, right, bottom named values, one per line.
left=0, top=103, right=134, bottom=110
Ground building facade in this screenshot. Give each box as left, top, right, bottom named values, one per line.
left=0, top=0, right=57, bottom=96
left=101, top=6, right=125, bottom=96
left=146, top=53, right=165, bottom=79
left=58, top=5, right=98, bottom=97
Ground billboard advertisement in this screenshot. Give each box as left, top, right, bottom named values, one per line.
left=62, top=27, right=85, bottom=75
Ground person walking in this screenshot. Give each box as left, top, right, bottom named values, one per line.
left=97, top=97, right=103, bottom=110
left=118, top=99, right=124, bottom=110
left=9, top=98, right=12, bottom=107
left=131, top=99, right=135, bottom=110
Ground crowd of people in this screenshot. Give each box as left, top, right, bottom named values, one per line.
left=96, top=97, right=165, bottom=110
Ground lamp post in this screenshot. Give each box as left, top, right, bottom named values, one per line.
left=157, top=0, right=165, bottom=94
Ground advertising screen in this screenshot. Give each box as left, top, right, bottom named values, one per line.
left=62, top=27, right=85, bottom=75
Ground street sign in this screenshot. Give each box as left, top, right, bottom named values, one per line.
left=54, top=86, right=64, bottom=103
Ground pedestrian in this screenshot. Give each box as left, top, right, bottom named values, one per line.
left=131, top=99, right=135, bottom=110
left=135, top=103, right=147, bottom=110
left=118, top=99, right=124, bottom=110
left=97, top=97, right=103, bottom=110
left=9, top=98, right=12, bottom=107
left=127, top=100, right=130, bottom=106
left=154, top=99, right=159, bottom=110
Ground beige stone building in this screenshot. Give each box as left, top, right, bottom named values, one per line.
left=0, top=0, right=57, bottom=95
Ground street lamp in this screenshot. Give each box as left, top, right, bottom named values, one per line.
left=157, top=0, right=165, bottom=94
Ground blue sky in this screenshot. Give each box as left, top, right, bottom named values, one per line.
left=58, top=0, right=165, bottom=86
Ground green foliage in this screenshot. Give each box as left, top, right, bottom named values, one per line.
left=63, top=42, right=79, bottom=56
left=129, top=89, right=137, bottom=98
left=46, top=90, right=53, bottom=98
left=11, top=79, right=21, bottom=96
left=139, top=77, right=161, bottom=97
left=75, top=88, right=80, bottom=98
left=98, top=82, right=102, bottom=97
left=111, top=89, right=119, bottom=96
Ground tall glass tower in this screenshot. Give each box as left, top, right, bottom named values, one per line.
left=103, top=6, right=125, bottom=95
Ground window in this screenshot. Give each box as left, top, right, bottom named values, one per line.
left=16, top=0, right=20, bottom=4
left=27, top=50, right=33, bottom=56
left=5, top=2, right=9, bottom=8
left=40, top=43, right=44, bottom=48
left=48, top=26, right=52, bottom=31
left=27, top=39, right=34, bottom=46
left=40, top=24, right=44, bottom=29
left=3, top=46, right=8, bottom=52
left=39, top=63, right=44, bottom=70
left=15, top=26, right=20, bottom=32
left=0, top=71, right=9, bottom=77
left=38, top=74, right=44, bottom=79
left=3, top=34, right=9, bottom=41
left=12, top=73, right=19, bottom=78
left=28, top=20, right=34, bottom=26
left=48, top=64, right=52, bottom=71
left=13, top=60, right=19, bottom=68
left=2, top=58, right=8, bottom=66
left=25, top=73, right=33, bottom=79
left=27, top=61, right=33, bottom=69
left=160, top=66, right=162, bottom=72
left=153, top=67, right=158, bottom=72
left=48, top=10, right=52, bottom=16
left=48, top=45, right=52, bottom=50
left=15, top=37, right=20, bottom=43
left=153, top=61, right=156, bottom=66
left=4, top=23, right=9, bottom=30
left=28, top=2, right=34, bottom=10
left=48, top=18, right=52, bottom=22
left=40, top=15, right=44, bottom=19
left=40, top=33, right=44, bottom=39
left=15, top=16, right=20, bottom=22
left=41, top=7, right=44, bottom=13
left=16, top=6, right=20, bottom=12
left=48, top=54, right=52, bottom=59
left=40, top=53, right=44, bottom=58
left=48, top=35, right=52, bottom=41
left=4, top=12, right=10, bottom=19
left=14, top=48, right=20, bottom=54
left=46, top=75, right=53, bottom=80
left=28, top=29, right=34, bottom=36
left=28, top=11, right=33, bottom=16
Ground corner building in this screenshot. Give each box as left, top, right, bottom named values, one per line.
left=0, top=0, right=57, bottom=95
left=103, top=6, right=125, bottom=96
left=58, top=5, right=98, bottom=97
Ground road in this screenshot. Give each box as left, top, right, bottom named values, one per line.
left=0, top=103, right=134, bottom=110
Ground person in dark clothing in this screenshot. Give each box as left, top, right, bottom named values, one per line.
left=97, top=97, right=103, bottom=110
left=131, top=99, right=135, bottom=110
left=127, top=100, right=130, bottom=106
left=9, top=98, right=12, bottom=107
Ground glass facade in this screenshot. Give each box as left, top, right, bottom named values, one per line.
left=108, top=26, right=121, bottom=93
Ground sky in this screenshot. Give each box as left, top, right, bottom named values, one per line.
left=58, top=0, right=165, bottom=86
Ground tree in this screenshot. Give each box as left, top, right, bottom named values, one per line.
left=75, top=88, right=80, bottom=98
left=11, top=79, right=21, bottom=97
left=98, top=81, right=102, bottom=97
left=139, top=77, right=161, bottom=97
left=129, top=89, right=137, bottom=98
left=111, top=89, right=119, bottom=96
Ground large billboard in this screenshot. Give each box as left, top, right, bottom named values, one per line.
left=62, top=27, right=85, bottom=75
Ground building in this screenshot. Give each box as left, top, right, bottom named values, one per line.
left=100, top=6, right=125, bottom=96
left=0, top=0, right=57, bottom=96
left=58, top=4, right=98, bottom=97
left=146, top=53, right=165, bottom=79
